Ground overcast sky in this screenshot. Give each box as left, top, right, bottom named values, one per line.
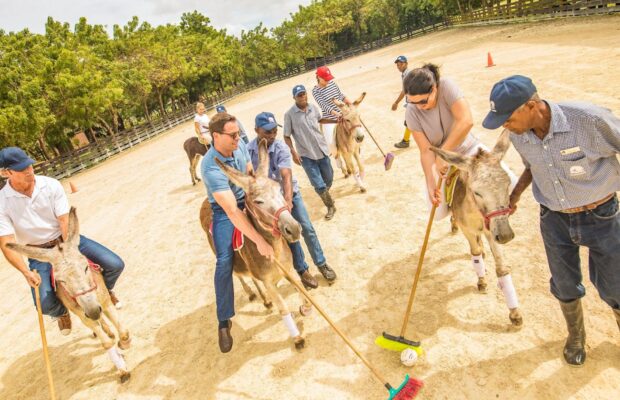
left=0, top=0, right=313, bottom=36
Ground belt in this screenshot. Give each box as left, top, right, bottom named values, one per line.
left=558, top=193, right=615, bottom=214
left=29, top=236, right=63, bottom=249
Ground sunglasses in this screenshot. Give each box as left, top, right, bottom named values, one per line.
left=409, top=87, right=434, bottom=105
left=218, top=130, right=240, bottom=139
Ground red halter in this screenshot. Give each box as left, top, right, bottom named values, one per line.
left=59, top=260, right=100, bottom=302
left=246, top=203, right=289, bottom=237
left=481, top=207, right=513, bottom=230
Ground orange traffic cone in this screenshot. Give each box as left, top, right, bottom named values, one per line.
left=69, top=182, right=78, bottom=193
left=486, top=52, right=496, bottom=68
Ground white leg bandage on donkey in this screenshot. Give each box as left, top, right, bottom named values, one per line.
left=282, top=313, right=300, bottom=337
left=472, top=254, right=486, bottom=277
left=107, top=346, right=127, bottom=371
left=498, top=274, right=519, bottom=309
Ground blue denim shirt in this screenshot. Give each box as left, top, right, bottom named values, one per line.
left=247, top=138, right=299, bottom=194
left=201, top=140, right=251, bottom=204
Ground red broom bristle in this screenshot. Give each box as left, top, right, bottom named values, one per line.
left=392, top=377, right=424, bottom=400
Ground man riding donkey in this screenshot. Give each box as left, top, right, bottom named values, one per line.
left=0, top=147, right=125, bottom=335
left=483, top=75, right=620, bottom=366
left=200, top=112, right=276, bottom=353
left=250, top=111, right=337, bottom=289
left=284, top=84, right=337, bottom=220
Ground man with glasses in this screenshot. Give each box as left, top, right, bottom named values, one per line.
left=0, top=147, right=125, bottom=336
left=215, top=104, right=249, bottom=144
left=392, top=55, right=413, bottom=149
left=284, top=84, right=336, bottom=220
left=249, top=112, right=337, bottom=288
left=201, top=112, right=275, bottom=353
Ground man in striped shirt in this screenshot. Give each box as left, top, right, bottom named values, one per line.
left=312, top=66, right=352, bottom=159
left=483, top=75, right=620, bottom=367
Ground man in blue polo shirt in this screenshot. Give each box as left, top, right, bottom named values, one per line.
left=483, top=75, right=620, bottom=366
left=201, top=112, right=274, bottom=353
left=249, top=112, right=337, bottom=287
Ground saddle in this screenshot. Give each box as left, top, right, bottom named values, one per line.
left=208, top=223, right=244, bottom=252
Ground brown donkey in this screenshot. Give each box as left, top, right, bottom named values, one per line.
left=333, top=93, right=367, bottom=192
left=199, top=139, right=311, bottom=349
left=8, top=208, right=131, bottom=382
left=183, top=136, right=209, bottom=185
left=431, top=129, right=523, bottom=326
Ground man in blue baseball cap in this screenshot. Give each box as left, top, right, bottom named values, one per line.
left=216, top=104, right=249, bottom=143
left=250, top=111, right=337, bottom=286
left=484, top=75, right=620, bottom=366
left=284, top=84, right=337, bottom=221
left=0, top=146, right=126, bottom=336
left=392, top=55, right=412, bottom=148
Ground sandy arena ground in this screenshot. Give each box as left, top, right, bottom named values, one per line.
left=1, top=15, right=619, bottom=400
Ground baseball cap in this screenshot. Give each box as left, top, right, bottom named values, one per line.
left=316, top=66, right=334, bottom=81
left=483, top=75, right=537, bottom=129
left=394, top=55, right=407, bottom=63
left=255, top=112, right=280, bottom=131
left=215, top=105, right=227, bottom=113
left=292, top=84, right=306, bottom=97
left=0, top=147, right=35, bottom=171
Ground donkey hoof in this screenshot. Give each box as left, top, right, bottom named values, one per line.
left=360, top=187, right=367, bottom=193
left=264, top=301, right=273, bottom=309
left=118, top=336, right=132, bottom=350
left=509, top=309, right=523, bottom=327
left=477, top=283, right=488, bottom=293
left=107, top=331, right=116, bottom=339
left=249, top=293, right=257, bottom=302
left=343, top=173, right=350, bottom=179
left=120, top=371, right=131, bottom=383
left=196, top=178, right=201, bottom=182
left=299, top=305, right=312, bottom=317
left=294, top=337, right=305, bottom=350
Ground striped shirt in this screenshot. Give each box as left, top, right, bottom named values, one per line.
left=510, top=101, right=620, bottom=211
left=312, top=80, right=346, bottom=121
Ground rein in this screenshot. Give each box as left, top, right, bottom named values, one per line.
left=59, top=260, right=101, bottom=302
left=245, top=202, right=288, bottom=238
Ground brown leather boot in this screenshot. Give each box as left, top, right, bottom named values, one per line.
left=300, top=270, right=318, bottom=289
left=55, top=313, right=72, bottom=336
left=559, top=299, right=586, bottom=366
left=319, top=191, right=336, bottom=220
left=218, top=320, right=233, bottom=353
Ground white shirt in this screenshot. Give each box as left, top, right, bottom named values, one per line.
left=194, top=113, right=210, bottom=134
left=0, top=176, right=70, bottom=245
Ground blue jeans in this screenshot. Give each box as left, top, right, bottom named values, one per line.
left=288, top=191, right=327, bottom=275
left=540, top=195, right=620, bottom=309
left=29, top=235, right=125, bottom=317
left=211, top=201, right=245, bottom=322
left=300, top=156, right=333, bottom=195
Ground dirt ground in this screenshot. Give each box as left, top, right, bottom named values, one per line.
left=1, top=15, right=619, bottom=400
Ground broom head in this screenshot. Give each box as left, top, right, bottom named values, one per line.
left=384, top=152, right=395, bottom=170
left=375, top=334, right=423, bottom=354
left=387, top=375, right=424, bottom=400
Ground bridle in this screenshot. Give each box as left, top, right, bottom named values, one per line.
left=58, top=260, right=100, bottom=302
left=338, top=118, right=362, bottom=137
left=481, top=207, right=513, bottom=231
left=245, top=201, right=288, bottom=237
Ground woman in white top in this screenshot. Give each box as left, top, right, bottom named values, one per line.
left=194, top=102, right=211, bottom=146
left=404, top=63, right=516, bottom=220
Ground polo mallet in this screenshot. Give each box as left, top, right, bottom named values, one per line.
left=360, top=118, right=395, bottom=171
left=33, top=271, right=57, bottom=400
left=376, top=176, right=443, bottom=353
left=272, top=258, right=423, bottom=400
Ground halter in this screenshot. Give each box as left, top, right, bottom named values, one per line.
left=481, top=207, right=513, bottom=231
left=338, top=118, right=362, bottom=135
left=59, top=260, right=100, bottom=302
left=245, top=202, right=288, bottom=237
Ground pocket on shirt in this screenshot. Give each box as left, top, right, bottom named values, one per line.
left=561, top=157, right=590, bottom=181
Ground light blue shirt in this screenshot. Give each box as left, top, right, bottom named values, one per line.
left=201, top=140, right=251, bottom=204
left=247, top=138, right=299, bottom=194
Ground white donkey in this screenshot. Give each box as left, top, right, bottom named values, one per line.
left=8, top=207, right=131, bottom=382
left=431, top=129, right=523, bottom=326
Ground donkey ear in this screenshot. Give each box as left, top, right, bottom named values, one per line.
left=215, top=158, right=253, bottom=191
left=353, top=92, right=366, bottom=106
left=66, top=207, right=80, bottom=247
left=430, top=146, right=472, bottom=170
left=256, top=139, right=269, bottom=178
left=491, top=129, right=511, bottom=160
left=6, top=243, right=61, bottom=264
left=332, top=98, right=346, bottom=108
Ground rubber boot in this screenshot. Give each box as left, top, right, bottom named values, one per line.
left=319, top=191, right=336, bottom=220
left=559, top=299, right=586, bottom=366
left=613, top=308, right=620, bottom=332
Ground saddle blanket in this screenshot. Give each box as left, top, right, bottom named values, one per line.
left=209, top=223, right=245, bottom=251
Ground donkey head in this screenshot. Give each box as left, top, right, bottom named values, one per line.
left=431, top=130, right=514, bottom=244
left=215, top=139, right=301, bottom=243
left=7, top=207, right=103, bottom=320
left=334, top=92, right=366, bottom=143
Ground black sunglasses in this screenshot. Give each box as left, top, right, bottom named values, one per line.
left=409, top=87, right=434, bottom=105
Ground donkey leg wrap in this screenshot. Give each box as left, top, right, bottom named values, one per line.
left=498, top=274, right=519, bottom=309
left=472, top=255, right=486, bottom=278
left=107, top=346, right=127, bottom=371
left=282, top=313, right=300, bottom=337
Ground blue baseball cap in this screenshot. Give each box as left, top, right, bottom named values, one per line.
left=394, top=55, right=407, bottom=63
left=292, top=84, right=306, bottom=97
left=255, top=112, right=280, bottom=131
left=0, top=147, right=35, bottom=171
left=483, top=75, right=537, bottom=129
left=215, top=105, right=226, bottom=113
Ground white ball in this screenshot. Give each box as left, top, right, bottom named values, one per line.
left=400, top=348, right=418, bottom=366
